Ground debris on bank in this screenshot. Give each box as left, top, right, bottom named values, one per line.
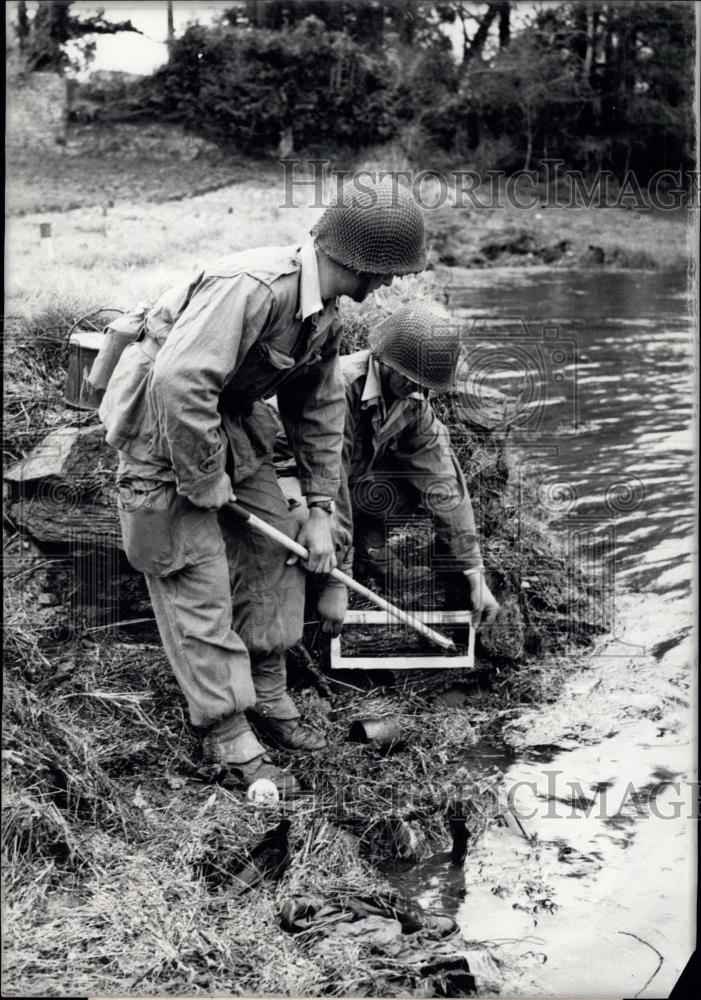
left=3, top=281, right=604, bottom=997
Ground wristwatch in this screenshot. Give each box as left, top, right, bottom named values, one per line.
left=308, top=499, right=335, bottom=514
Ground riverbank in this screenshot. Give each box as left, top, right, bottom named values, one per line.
left=4, top=543, right=693, bottom=996
left=1, top=513, right=582, bottom=996
left=3, top=258, right=599, bottom=995
left=455, top=590, right=695, bottom=997
left=5, top=124, right=691, bottom=310
left=3, top=202, right=598, bottom=995
left=3, top=133, right=694, bottom=995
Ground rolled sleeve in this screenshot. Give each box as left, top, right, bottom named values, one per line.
left=150, top=274, right=272, bottom=506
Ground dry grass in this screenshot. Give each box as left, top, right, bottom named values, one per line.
left=4, top=185, right=320, bottom=339
left=2, top=139, right=610, bottom=996
left=6, top=131, right=689, bottom=344
left=3, top=569, right=500, bottom=996
left=2, top=797, right=393, bottom=997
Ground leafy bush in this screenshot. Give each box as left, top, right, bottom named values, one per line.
left=138, top=16, right=398, bottom=154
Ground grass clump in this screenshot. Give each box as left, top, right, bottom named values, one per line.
left=2, top=152, right=607, bottom=996
left=3, top=542, right=492, bottom=996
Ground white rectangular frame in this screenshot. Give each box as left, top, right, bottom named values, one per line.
left=330, top=609, right=475, bottom=670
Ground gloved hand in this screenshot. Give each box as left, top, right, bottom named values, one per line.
left=317, top=580, right=348, bottom=636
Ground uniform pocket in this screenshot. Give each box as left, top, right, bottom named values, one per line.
left=117, top=482, right=174, bottom=575
left=221, top=341, right=297, bottom=414
left=118, top=481, right=223, bottom=576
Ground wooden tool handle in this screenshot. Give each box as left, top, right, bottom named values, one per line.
left=227, top=502, right=456, bottom=651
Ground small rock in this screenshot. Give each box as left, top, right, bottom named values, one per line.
left=435, top=687, right=471, bottom=708
left=165, top=773, right=187, bottom=790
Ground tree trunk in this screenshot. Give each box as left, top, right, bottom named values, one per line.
left=498, top=1, right=510, bottom=48
left=620, top=15, right=637, bottom=179
left=456, top=2, right=470, bottom=64
left=600, top=7, right=616, bottom=163
left=17, top=0, right=30, bottom=51
left=462, top=2, right=498, bottom=69
left=27, top=0, right=70, bottom=72
left=166, top=0, right=175, bottom=56
left=583, top=2, right=595, bottom=79
left=524, top=116, right=533, bottom=171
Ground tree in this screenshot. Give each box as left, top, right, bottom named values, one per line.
left=16, top=0, right=141, bottom=73
left=142, top=15, right=397, bottom=153
left=498, top=1, right=510, bottom=48
left=448, top=0, right=510, bottom=72
left=531, top=1, right=694, bottom=175
left=16, top=0, right=30, bottom=51
left=166, top=0, right=175, bottom=57
left=466, top=28, right=584, bottom=170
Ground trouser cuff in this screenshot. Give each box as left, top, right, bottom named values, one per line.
left=207, top=712, right=265, bottom=764
left=253, top=691, right=301, bottom=721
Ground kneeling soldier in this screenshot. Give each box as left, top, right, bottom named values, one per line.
left=317, top=302, right=500, bottom=639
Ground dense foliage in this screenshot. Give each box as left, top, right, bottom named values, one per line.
left=139, top=16, right=398, bottom=152
left=460, top=1, right=696, bottom=177
left=15, top=0, right=696, bottom=180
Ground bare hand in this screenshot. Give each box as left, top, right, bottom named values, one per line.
left=317, top=581, right=348, bottom=636
left=290, top=509, right=337, bottom=574
left=189, top=475, right=237, bottom=511
left=466, top=572, right=500, bottom=626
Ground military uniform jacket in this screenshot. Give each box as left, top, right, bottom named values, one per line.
left=99, top=243, right=344, bottom=506
left=336, top=349, right=482, bottom=571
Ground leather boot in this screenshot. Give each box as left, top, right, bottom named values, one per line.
left=203, top=713, right=300, bottom=798
left=217, top=754, right=300, bottom=799
left=251, top=703, right=328, bottom=753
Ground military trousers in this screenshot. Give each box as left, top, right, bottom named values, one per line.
left=117, top=455, right=304, bottom=730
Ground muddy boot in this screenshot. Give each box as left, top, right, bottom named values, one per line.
left=203, top=712, right=300, bottom=798
left=251, top=699, right=327, bottom=753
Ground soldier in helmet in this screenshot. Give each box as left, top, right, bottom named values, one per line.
left=314, top=302, right=500, bottom=640
left=99, top=178, right=426, bottom=797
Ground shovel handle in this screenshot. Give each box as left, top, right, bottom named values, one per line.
left=227, top=502, right=456, bottom=651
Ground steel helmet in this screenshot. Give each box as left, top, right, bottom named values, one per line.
left=311, top=177, right=426, bottom=276
left=369, top=302, right=461, bottom=392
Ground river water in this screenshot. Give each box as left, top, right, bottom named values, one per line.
left=412, top=267, right=696, bottom=997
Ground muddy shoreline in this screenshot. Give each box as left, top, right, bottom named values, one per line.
left=402, top=591, right=695, bottom=997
